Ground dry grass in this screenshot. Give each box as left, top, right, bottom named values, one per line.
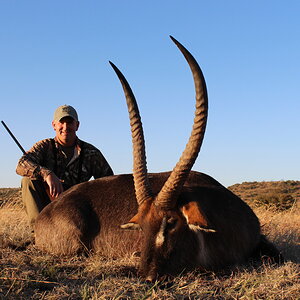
left=0, top=186, right=299, bottom=299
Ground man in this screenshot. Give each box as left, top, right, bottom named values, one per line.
left=16, top=104, right=113, bottom=227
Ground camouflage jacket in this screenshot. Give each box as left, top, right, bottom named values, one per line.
left=16, top=137, right=114, bottom=188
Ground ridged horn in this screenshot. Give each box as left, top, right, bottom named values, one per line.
left=109, top=61, right=153, bottom=206
left=155, top=36, right=208, bottom=209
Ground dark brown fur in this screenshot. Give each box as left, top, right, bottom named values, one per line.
left=130, top=181, right=263, bottom=280
left=35, top=171, right=223, bottom=254
left=34, top=170, right=273, bottom=279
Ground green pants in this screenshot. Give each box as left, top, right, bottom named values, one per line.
left=21, top=177, right=51, bottom=227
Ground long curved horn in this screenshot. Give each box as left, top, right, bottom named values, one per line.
left=155, top=36, right=208, bottom=209
left=109, top=61, right=153, bottom=205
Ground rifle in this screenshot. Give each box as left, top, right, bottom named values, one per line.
left=1, top=120, right=26, bottom=154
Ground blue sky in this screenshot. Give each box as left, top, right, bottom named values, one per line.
left=0, top=1, right=299, bottom=188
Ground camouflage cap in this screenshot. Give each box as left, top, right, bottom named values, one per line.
left=53, top=105, right=78, bottom=122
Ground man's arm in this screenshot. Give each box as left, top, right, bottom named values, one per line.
left=16, top=139, right=64, bottom=199
left=16, top=139, right=52, bottom=180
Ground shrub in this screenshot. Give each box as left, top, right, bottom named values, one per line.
left=254, top=192, right=296, bottom=211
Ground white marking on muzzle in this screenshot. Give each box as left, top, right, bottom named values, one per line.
left=155, top=217, right=167, bottom=248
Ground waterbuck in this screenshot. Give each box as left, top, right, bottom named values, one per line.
left=35, top=36, right=280, bottom=281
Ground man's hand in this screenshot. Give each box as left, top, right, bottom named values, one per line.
left=45, top=172, right=64, bottom=200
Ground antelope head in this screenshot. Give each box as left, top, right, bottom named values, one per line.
left=110, top=36, right=208, bottom=281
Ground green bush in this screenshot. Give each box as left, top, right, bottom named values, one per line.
left=254, top=192, right=296, bottom=211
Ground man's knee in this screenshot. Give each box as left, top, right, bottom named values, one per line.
left=21, top=177, right=42, bottom=191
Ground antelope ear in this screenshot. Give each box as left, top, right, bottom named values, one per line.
left=120, top=213, right=141, bottom=230
left=181, top=201, right=216, bottom=233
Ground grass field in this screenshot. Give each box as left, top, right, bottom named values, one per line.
left=0, top=184, right=299, bottom=299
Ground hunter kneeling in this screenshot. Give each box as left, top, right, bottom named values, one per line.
left=16, top=105, right=113, bottom=228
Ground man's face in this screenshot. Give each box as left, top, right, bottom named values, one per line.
left=52, top=116, right=79, bottom=146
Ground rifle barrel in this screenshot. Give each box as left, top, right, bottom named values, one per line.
left=1, top=120, right=26, bottom=154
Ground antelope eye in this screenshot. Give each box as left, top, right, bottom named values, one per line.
left=166, top=217, right=177, bottom=229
